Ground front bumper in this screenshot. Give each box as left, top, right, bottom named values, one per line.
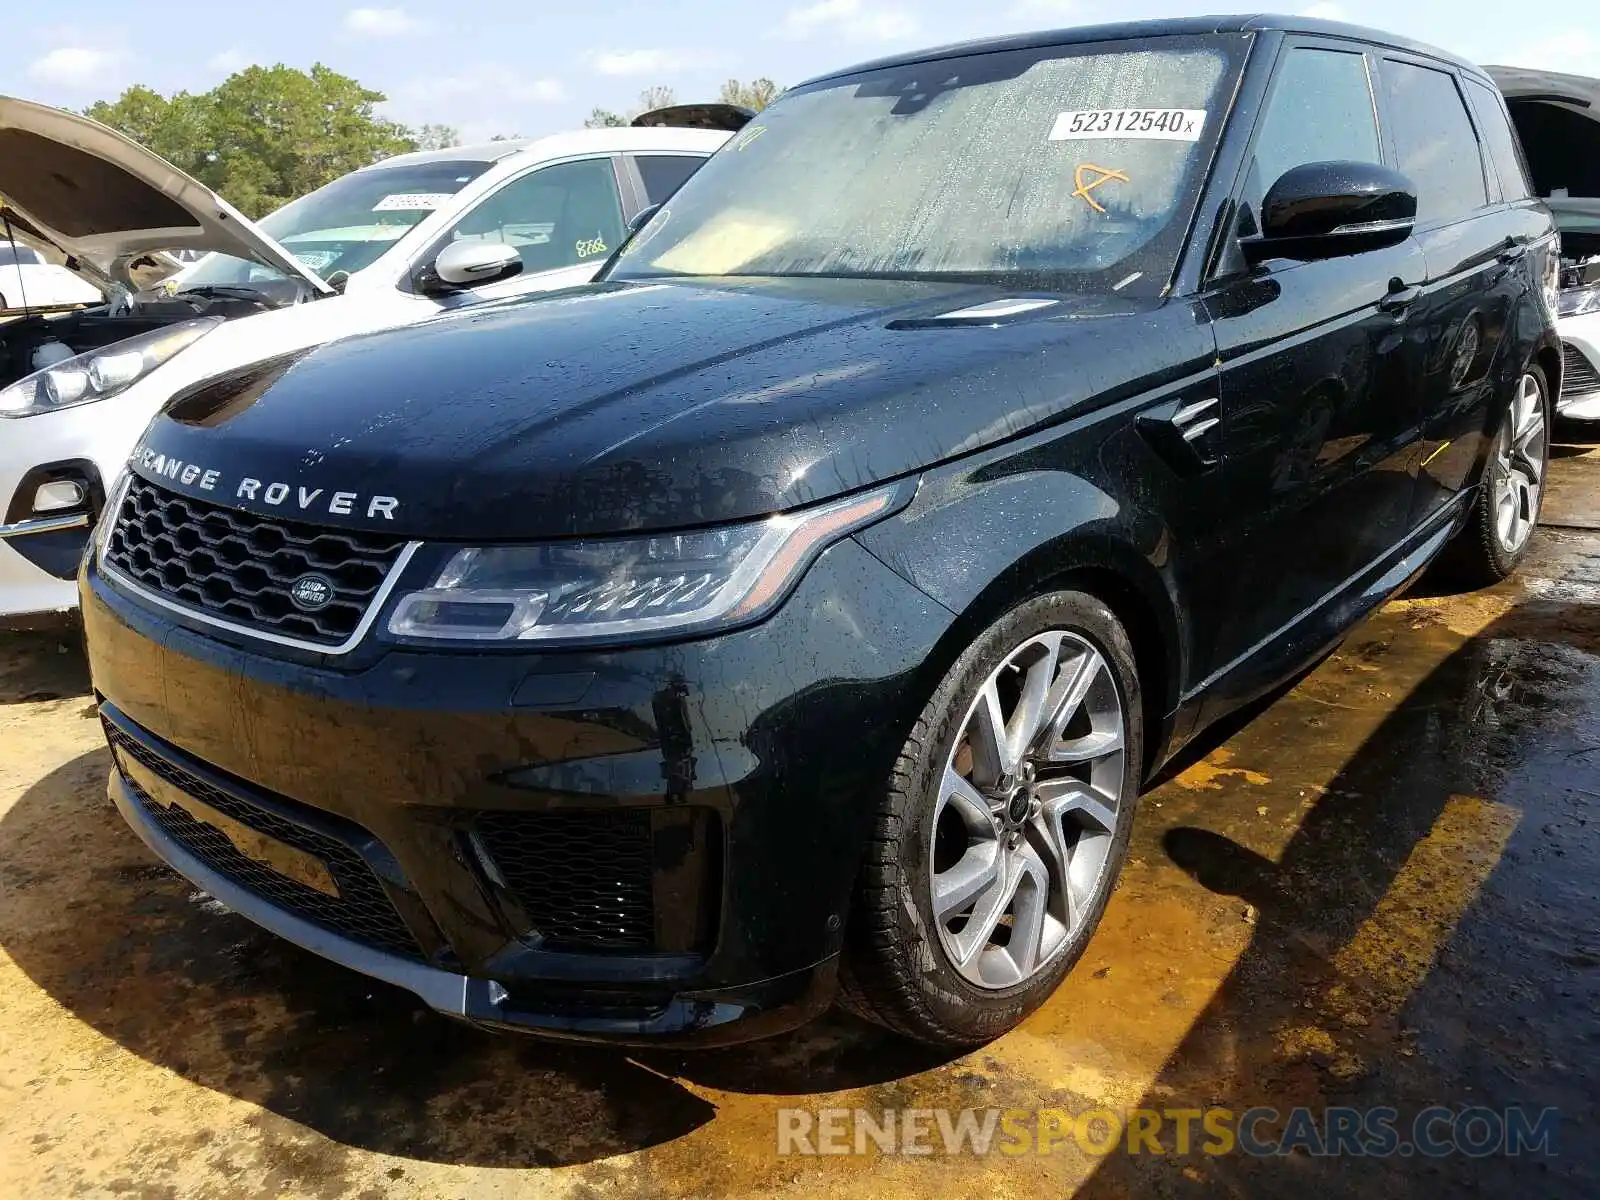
left=83, top=532, right=955, bottom=1044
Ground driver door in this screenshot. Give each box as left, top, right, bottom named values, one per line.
left=416, top=156, right=630, bottom=309
left=1197, top=40, right=1429, bottom=698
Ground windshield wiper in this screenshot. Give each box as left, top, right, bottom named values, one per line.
left=173, top=284, right=275, bottom=302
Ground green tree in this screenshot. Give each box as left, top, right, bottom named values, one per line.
left=85, top=65, right=418, bottom=218
left=719, top=78, right=783, bottom=111
left=584, top=85, right=678, bottom=129
left=414, top=123, right=461, bottom=151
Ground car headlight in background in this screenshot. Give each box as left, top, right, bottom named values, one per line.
left=1540, top=244, right=1562, bottom=320
left=387, top=482, right=912, bottom=645
left=1559, top=285, right=1600, bottom=319
left=0, top=318, right=221, bottom=418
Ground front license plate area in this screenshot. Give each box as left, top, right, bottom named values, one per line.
left=115, top=749, right=342, bottom=899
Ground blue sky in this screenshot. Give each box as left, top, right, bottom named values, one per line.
left=5, top=1, right=1598, bottom=143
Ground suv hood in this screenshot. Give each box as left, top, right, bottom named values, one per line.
left=131, top=277, right=1206, bottom=540
left=0, top=96, right=333, bottom=295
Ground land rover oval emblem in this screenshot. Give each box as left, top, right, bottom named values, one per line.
left=289, top=574, right=335, bottom=612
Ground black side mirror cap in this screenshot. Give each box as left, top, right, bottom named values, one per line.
left=1242, top=161, right=1418, bottom=264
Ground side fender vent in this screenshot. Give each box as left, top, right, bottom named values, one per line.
left=1137, top=395, right=1222, bottom=475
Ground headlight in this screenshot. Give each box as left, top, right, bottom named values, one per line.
left=0, top=318, right=221, bottom=418
left=1559, top=284, right=1600, bottom=319
left=1541, top=245, right=1562, bottom=319
left=387, top=483, right=911, bottom=645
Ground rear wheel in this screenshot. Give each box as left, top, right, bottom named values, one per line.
left=1446, top=364, right=1550, bottom=586
left=839, top=590, right=1141, bottom=1047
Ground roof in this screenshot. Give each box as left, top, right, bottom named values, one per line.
left=801, top=13, right=1481, bottom=89
left=367, top=126, right=729, bottom=173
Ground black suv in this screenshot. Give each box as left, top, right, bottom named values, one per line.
left=81, top=15, right=1560, bottom=1047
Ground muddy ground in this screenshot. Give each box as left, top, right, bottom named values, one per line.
left=1, top=441, right=1597, bottom=1199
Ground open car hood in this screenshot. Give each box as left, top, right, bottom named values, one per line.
left=0, top=95, right=334, bottom=296
left=1485, top=66, right=1600, bottom=244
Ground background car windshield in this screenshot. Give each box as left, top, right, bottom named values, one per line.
left=179, top=159, right=493, bottom=288
left=613, top=35, right=1245, bottom=293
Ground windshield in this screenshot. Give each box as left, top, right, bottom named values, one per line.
left=179, top=159, right=493, bottom=289
left=612, top=35, right=1246, bottom=294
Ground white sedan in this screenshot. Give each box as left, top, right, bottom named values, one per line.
left=0, top=96, right=742, bottom=626
left=0, top=240, right=101, bottom=311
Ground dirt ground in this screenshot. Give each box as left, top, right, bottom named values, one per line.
left=2, top=440, right=1597, bottom=1200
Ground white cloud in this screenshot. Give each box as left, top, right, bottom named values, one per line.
left=207, top=48, right=250, bottom=74
left=388, top=67, right=567, bottom=143
left=1493, top=28, right=1600, bottom=74
left=1300, top=3, right=1349, bottom=20
left=1009, top=0, right=1081, bottom=20
left=780, top=0, right=919, bottom=42
left=27, top=46, right=120, bottom=89
left=588, top=48, right=710, bottom=77
left=344, top=7, right=429, bottom=37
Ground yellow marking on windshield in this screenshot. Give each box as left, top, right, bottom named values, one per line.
left=1072, top=163, right=1131, bottom=213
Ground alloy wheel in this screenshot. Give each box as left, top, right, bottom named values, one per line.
left=929, top=630, right=1127, bottom=989
left=1491, top=372, right=1547, bottom=555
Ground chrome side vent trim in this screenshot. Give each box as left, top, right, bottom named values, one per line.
left=1137, top=394, right=1223, bottom=475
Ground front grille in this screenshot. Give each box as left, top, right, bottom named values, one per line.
left=1563, top=342, right=1600, bottom=397
left=475, top=810, right=656, bottom=951
left=104, top=475, right=407, bottom=646
left=106, top=721, right=425, bottom=961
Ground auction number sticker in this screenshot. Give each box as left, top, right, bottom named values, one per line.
left=372, top=193, right=455, bottom=212
left=1049, top=109, right=1207, bottom=142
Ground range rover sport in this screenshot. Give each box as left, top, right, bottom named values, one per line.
left=81, top=15, right=1560, bottom=1047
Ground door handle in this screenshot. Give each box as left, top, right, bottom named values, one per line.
left=1379, top=285, right=1422, bottom=313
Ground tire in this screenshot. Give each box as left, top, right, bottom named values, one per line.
left=838, top=589, right=1142, bottom=1047
left=1444, top=362, right=1552, bottom=587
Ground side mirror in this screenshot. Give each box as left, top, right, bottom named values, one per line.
left=420, top=241, right=523, bottom=294
left=1242, top=161, right=1418, bottom=264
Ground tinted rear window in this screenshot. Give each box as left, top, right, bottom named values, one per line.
left=1464, top=77, right=1533, bottom=201
left=1380, top=61, right=1488, bottom=225
left=635, top=155, right=705, bottom=204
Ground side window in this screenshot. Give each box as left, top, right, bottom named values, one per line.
left=1247, top=47, right=1382, bottom=211
left=1464, top=77, right=1533, bottom=201
left=0, top=243, right=43, bottom=266
left=635, top=155, right=705, bottom=205
left=1380, top=61, right=1488, bottom=225
left=441, top=158, right=624, bottom=275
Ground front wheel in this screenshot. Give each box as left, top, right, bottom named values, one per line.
left=838, top=590, right=1142, bottom=1047
left=1445, top=363, right=1551, bottom=587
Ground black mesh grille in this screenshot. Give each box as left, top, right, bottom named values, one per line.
left=1563, top=341, right=1600, bottom=397
left=104, top=475, right=407, bottom=646
left=476, top=811, right=656, bottom=951
left=106, top=722, right=424, bottom=961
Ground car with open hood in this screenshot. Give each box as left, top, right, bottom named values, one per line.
left=0, top=97, right=739, bottom=626
left=82, top=16, right=1559, bottom=1047
left=1487, top=65, right=1600, bottom=424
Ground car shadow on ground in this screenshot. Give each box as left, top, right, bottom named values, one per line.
left=1073, top=545, right=1600, bottom=1197
left=0, top=614, right=953, bottom=1167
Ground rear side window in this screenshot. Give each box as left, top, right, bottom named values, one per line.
left=635, top=155, right=705, bottom=205
left=1380, top=61, right=1488, bottom=225
left=0, top=242, right=44, bottom=266
left=1248, top=47, right=1382, bottom=209
left=1463, top=77, right=1533, bottom=201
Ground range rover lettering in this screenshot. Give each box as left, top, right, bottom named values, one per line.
left=81, top=16, right=1560, bottom=1047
